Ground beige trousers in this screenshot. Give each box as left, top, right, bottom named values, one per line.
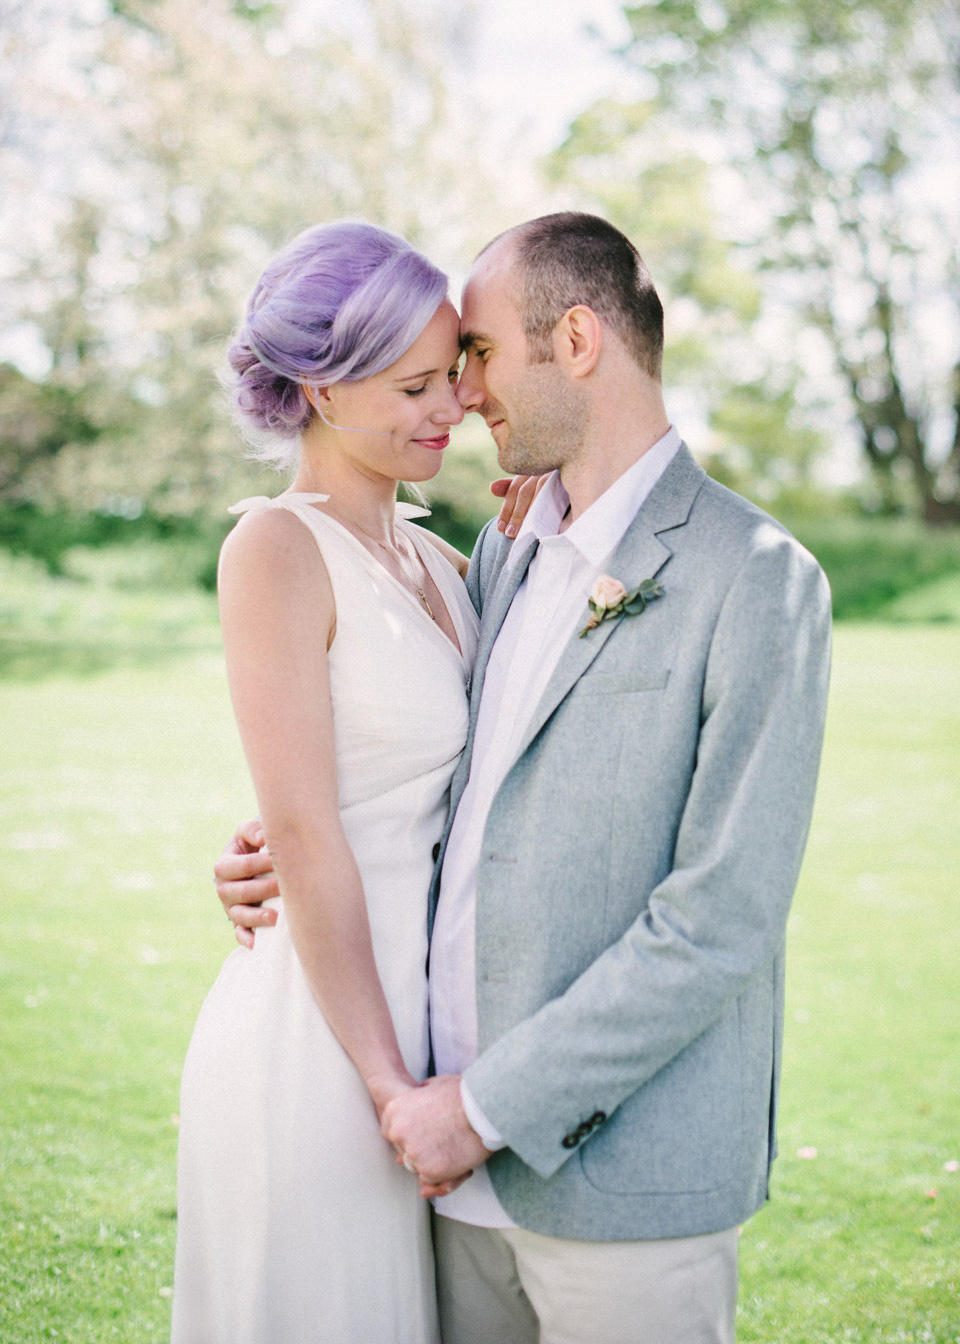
left=433, top=1213, right=738, bottom=1344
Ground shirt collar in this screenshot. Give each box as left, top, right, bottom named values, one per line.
left=509, top=425, right=681, bottom=569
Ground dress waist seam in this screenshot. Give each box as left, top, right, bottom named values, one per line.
left=339, top=749, right=463, bottom=810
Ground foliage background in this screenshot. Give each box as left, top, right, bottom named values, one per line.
left=2, top=0, right=958, bottom=546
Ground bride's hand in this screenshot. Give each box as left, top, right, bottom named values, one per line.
left=490, top=474, right=549, bottom=538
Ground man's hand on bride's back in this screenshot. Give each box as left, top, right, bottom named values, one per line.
left=214, top=818, right=280, bottom=948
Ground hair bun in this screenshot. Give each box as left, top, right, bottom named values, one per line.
left=227, top=331, right=312, bottom=438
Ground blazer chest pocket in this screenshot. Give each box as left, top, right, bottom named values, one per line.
left=580, top=668, right=670, bottom=696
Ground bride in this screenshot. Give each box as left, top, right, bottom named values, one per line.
left=171, top=221, right=530, bottom=1343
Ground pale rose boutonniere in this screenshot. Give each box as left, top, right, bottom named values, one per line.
left=579, top=573, right=664, bottom=637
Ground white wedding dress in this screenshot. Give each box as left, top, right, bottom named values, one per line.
left=171, top=494, right=478, bottom=1344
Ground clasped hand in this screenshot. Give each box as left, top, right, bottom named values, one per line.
left=381, top=1075, right=492, bottom=1199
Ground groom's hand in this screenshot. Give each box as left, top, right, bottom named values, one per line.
left=214, top=818, right=280, bottom=948
left=381, top=1075, right=491, bottom=1193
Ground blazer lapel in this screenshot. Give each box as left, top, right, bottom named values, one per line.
left=510, top=443, right=706, bottom=764
left=468, top=533, right=539, bottom=721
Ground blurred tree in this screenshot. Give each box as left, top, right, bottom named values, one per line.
left=0, top=0, right=501, bottom=517
left=549, top=98, right=826, bottom=511
left=0, top=200, right=137, bottom=500
left=578, top=0, right=960, bottom=521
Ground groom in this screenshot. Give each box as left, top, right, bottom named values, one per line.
left=218, top=213, right=831, bottom=1342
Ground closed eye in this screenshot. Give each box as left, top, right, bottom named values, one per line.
left=403, top=386, right=427, bottom=397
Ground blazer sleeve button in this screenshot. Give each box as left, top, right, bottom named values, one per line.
left=432, top=842, right=441, bottom=863
left=590, top=1111, right=606, bottom=1127
left=562, top=1133, right=579, bottom=1149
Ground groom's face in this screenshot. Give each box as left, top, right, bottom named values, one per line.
left=457, top=244, right=585, bottom=476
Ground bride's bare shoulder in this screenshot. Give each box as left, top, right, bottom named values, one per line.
left=218, top=506, right=332, bottom=608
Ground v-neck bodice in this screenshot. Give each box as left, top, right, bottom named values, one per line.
left=228, top=493, right=479, bottom=810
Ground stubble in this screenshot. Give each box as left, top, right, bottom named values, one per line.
left=492, top=364, right=587, bottom=476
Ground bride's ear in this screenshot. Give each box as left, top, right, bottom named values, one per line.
left=304, top=386, right=330, bottom=415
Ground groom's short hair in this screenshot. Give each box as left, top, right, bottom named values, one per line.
left=484, top=213, right=664, bottom=379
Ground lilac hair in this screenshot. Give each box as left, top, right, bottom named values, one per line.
left=226, top=221, right=448, bottom=467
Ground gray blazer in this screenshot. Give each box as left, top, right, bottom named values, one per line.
left=428, top=443, right=832, bottom=1241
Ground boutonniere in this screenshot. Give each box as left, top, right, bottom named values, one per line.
left=579, top=574, right=664, bottom=637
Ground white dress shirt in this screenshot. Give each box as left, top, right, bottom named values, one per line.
left=430, top=426, right=681, bottom=1226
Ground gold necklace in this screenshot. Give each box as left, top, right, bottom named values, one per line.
left=392, top=532, right=436, bottom=621
left=335, top=512, right=436, bottom=622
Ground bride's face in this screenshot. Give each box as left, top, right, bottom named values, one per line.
left=317, top=300, right=463, bottom=483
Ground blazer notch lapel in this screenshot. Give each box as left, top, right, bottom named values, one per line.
left=475, top=444, right=703, bottom=783
left=643, top=441, right=706, bottom=537
left=509, top=522, right=674, bottom=766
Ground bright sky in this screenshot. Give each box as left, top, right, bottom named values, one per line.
left=466, top=0, right=632, bottom=154
left=309, top=0, right=633, bottom=161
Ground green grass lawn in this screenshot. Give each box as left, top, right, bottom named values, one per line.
left=1, top=625, right=958, bottom=1341
left=738, top=626, right=960, bottom=1342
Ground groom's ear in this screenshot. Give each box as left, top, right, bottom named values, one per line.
left=552, top=305, right=603, bottom=379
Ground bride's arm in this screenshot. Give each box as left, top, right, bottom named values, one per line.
left=217, top=509, right=415, bottom=1116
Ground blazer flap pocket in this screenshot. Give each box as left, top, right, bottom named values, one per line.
left=582, top=667, right=670, bottom=695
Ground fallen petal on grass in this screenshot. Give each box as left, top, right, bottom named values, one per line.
left=797, top=1146, right=818, bottom=1160
left=924, top=1188, right=938, bottom=1199
left=158, top=1286, right=173, bottom=1299
left=943, top=1159, right=959, bottom=1173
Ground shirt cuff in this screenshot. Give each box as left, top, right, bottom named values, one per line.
left=460, top=1079, right=507, bottom=1151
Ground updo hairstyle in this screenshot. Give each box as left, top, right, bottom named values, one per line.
left=226, top=221, right=448, bottom=467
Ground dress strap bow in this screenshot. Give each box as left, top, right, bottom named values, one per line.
left=228, top=494, right=430, bottom=519
left=228, top=493, right=330, bottom=515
